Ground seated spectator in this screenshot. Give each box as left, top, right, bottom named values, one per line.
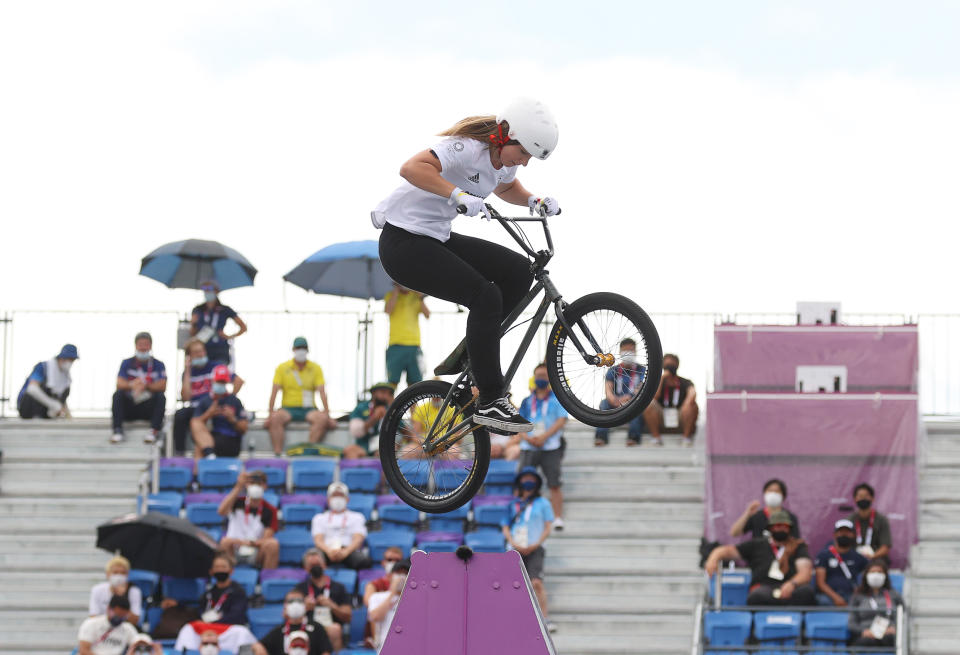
left=197, top=630, right=222, bottom=655
left=704, top=509, right=815, bottom=606
left=89, top=556, right=142, bottom=625
left=190, top=365, right=249, bottom=460
left=17, top=343, right=78, bottom=419
left=342, top=382, right=395, bottom=459
left=77, top=594, right=139, bottom=655
left=252, top=589, right=333, bottom=655
left=125, top=634, right=161, bottom=655
left=366, top=558, right=411, bottom=650
left=362, top=546, right=405, bottom=605
left=310, top=482, right=372, bottom=569
left=161, top=551, right=248, bottom=625
left=815, top=519, right=869, bottom=606
left=848, top=559, right=903, bottom=648
left=642, top=352, right=698, bottom=446
left=518, top=363, right=568, bottom=531
left=729, top=478, right=801, bottom=539
left=191, top=280, right=247, bottom=366
left=173, top=624, right=256, bottom=653
left=265, top=337, right=337, bottom=455
left=173, top=339, right=245, bottom=457
left=848, top=482, right=892, bottom=562
left=111, top=332, right=167, bottom=444
left=294, top=548, right=352, bottom=651
left=594, top=338, right=646, bottom=447
left=217, top=471, right=280, bottom=569
left=500, top=467, right=557, bottom=633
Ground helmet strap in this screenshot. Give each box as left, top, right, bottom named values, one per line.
left=489, top=123, right=510, bottom=148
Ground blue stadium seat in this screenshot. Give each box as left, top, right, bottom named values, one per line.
left=379, top=504, right=419, bottom=530
left=342, top=467, right=380, bottom=493
left=261, top=577, right=301, bottom=603
left=484, top=459, right=518, bottom=485
left=397, top=460, right=431, bottom=487
left=146, top=492, right=183, bottom=517
left=145, top=606, right=164, bottom=632
left=205, top=527, right=222, bottom=543
left=804, top=611, right=849, bottom=645
left=282, top=503, right=323, bottom=526
left=229, top=567, right=259, bottom=597
left=418, top=540, right=459, bottom=553
left=429, top=502, right=470, bottom=534
left=705, top=652, right=747, bottom=655
left=129, top=569, right=159, bottom=599
left=328, top=568, right=358, bottom=594
left=248, top=605, right=284, bottom=639
left=161, top=577, right=205, bottom=604
left=263, top=490, right=280, bottom=508
left=754, top=611, right=802, bottom=645
left=433, top=465, right=471, bottom=495
left=338, top=650, right=376, bottom=655
left=347, top=606, right=369, bottom=648
left=197, top=458, right=242, bottom=490
left=158, top=466, right=192, bottom=490
left=276, top=529, right=314, bottom=566
left=703, top=610, right=752, bottom=646
left=889, top=571, right=905, bottom=594
left=709, top=570, right=751, bottom=607
left=473, top=504, right=508, bottom=529
left=367, top=530, right=416, bottom=561
left=348, top=493, right=376, bottom=520
left=290, top=459, right=337, bottom=491
left=185, top=503, right=223, bottom=528
left=464, top=531, right=505, bottom=553
left=245, top=461, right=287, bottom=489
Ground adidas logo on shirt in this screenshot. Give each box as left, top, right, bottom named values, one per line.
left=466, top=173, right=480, bottom=184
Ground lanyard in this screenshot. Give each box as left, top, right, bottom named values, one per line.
left=283, top=619, right=308, bottom=636
left=855, top=510, right=875, bottom=546
left=662, top=383, right=680, bottom=407
left=203, top=309, right=221, bottom=333
left=617, top=366, right=639, bottom=394
left=307, top=581, right=331, bottom=602
left=828, top=545, right=853, bottom=580
left=529, top=393, right=550, bottom=420
left=207, top=587, right=229, bottom=612
left=327, top=511, right=348, bottom=529
left=510, top=498, right=535, bottom=526
left=244, top=500, right=262, bottom=525
left=768, top=539, right=785, bottom=560
left=869, top=591, right=893, bottom=615
left=95, top=624, right=117, bottom=645
left=133, top=359, right=154, bottom=384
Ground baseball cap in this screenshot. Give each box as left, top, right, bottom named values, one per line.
left=57, top=344, right=79, bottom=359
left=131, top=634, right=153, bottom=646
left=293, top=336, right=309, bottom=349
left=212, top=365, right=231, bottom=382
left=768, top=509, right=793, bottom=526
left=369, top=382, right=395, bottom=393
left=834, top=519, right=855, bottom=531
left=327, top=481, right=349, bottom=497
left=288, top=630, right=310, bottom=647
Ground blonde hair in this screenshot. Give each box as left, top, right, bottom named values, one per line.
left=438, top=116, right=511, bottom=148
left=184, top=339, right=205, bottom=355
left=105, top=555, right=131, bottom=574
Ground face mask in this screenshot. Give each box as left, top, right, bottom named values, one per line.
left=285, top=600, right=306, bottom=620
left=770, top=530, right=789, bottom=543
left=836, top=535, right=855, bottom=548
left=204, top=291, right=218, bottom=302
left=246, top=484, right=264, bottom=500
left=309, top=565, right=324, bottom=578
left=763, top=492, right=783, bottom=508
left=108, top=573, right=128, bottom=588
left=108, top=614, right=125, bottom=626
left=664, top=363, right=679, bottom=375
left=200, top=645, right=219, bottom=655
left=135, top=350, right=151, bottom=361
left=212, top=382, right=228, bottom=395
left=59, top=360, right=74, bottom=373
left=329, top=496, right=347, bottom=512
left=520, top=480, right=537, bottom=491
left=212, top=571, right=230, bottom=582
left=620, top=352, right=636, bottom=365
left=856, top=498, right=872, bottom=510
left=289, top=648, right=309, bottom=655
left=192, top=356, right=209, bottom=368
left=866, top=572, right=886, bottom=589
left=293, top=349, right=308, bottom=363
left=133, top=647, right=153, bottom=655
left=534, top=379, right=549, bottom=389
left=383, top=561, right=395, bottom=574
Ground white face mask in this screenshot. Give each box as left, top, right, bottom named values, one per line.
left=285, top=600, right=306, bottom=620
left=383, top=561, right=395, bottom=574
left=293, top=348, right=308, bottom=363
left=763, top=491, right=783, bottom=508
left=199, top=645, right=219, bottom=655
left=135, top=350, right=152, bottom=361
left=289, top=648, right=308, bottom=655
left=246, top=485, right=264, bottom=500
left=108, top=573, right=128, bottom=587
left=59, top=360, right=74, bottom=373
left=328, top=496, right=347, bottom=512
left=204, top=290, right=218, bottom=302
left=620, top=351, right=636, bottom=365
left=866, top=572, right=886, bottom=589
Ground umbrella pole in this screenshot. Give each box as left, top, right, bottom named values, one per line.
left=360, top=301, right=372, bottom=400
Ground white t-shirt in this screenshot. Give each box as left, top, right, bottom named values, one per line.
left=88, top=582, right=143, bottom=618
left=77, top=615, right=139, bottom=655
left=310, top=509, right=368, bottom=549
left=372, top=137, right=519, bottom=242
left=367, top=589, right=400, bottom=649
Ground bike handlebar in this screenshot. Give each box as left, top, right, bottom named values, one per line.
left=456, top=203, right=556, bottom=261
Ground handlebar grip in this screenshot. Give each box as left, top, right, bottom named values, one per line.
left=457, top=205, right=468, bottom=214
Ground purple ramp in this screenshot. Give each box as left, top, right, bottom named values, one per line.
left=380, top=550, right=555, bottom=655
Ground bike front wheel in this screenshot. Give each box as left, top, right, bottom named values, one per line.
left=546, top=291, right=662, bottom=428
left=379, top=379, right=491, bottom=513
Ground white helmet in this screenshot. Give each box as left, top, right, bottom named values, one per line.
left=496, top=98, right=558, bottom=160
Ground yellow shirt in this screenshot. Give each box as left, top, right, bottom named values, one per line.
left=386, top=290, right=422, bottom=346
left=272, top=359, right=325, bottom=408
left=410, top=401, right=457, bottom=434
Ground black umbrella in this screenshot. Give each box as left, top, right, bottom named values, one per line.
left=139, top=239, right=258, bottom=290
left=96, top=512, right=219, bottom=578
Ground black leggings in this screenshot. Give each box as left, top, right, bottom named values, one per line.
left=379, top=222, right=533, bottom=400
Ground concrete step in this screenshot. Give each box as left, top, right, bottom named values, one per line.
left=561, top=501, right=703, bottom=521
left=912, top=616, right=960, bottom=654
left=562, top=482, right=702, bottom=501
left=0, top=462, right=145, bottom=483
left=0, top=550, right=111, bottom=569
left=0, top=631, right=85, bottom=653
left=550, top=518, right=701, bottom=538
left=546, top=555, right=696, bottom=575
left=545, top=537, right=699, bottom=558
left=561, top=465, right=703, bottom=484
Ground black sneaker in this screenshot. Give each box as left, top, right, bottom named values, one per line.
left=473, top=396, right=533, bottom=433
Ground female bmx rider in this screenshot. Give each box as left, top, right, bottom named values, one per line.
left=372, top=98, right=560, bottom=433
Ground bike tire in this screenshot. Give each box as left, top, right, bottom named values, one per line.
left=379, top=379, right=491, bottom=513
left=545, top=291, right=663, bottom=428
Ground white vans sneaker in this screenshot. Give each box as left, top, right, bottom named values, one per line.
left=473, top=396, right=533, bottom=433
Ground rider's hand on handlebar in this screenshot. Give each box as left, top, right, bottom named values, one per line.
left=449, top=187, right=490, bottom=220
left=527, top=195, right=561, bottom=216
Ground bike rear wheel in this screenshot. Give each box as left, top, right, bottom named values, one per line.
left=546, top=291, right=662, bottom=427
left=379, top=379, right=490, bottom=513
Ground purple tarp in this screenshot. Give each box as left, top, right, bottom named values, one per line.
left=705, top=393, right=919, bottom=569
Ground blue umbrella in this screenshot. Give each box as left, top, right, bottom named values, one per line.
left=139, top=239, right=257, bottom=290
left=283, top=240, right=393, bottom=300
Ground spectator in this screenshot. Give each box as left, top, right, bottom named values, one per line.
left=310, top=482, right=372, bottom=569
left=173, top=624, right=256, bottom=653
left=517, top=362, right=568, bottom=531
left=17, top=343, right=78, bottom=419
left=160, top=551, right=248, bottom=625
left=265, top=337, right=337, bottom=455
left=77, top=594, right=138, bottom=655
left=848, top=482, right=892, bottom=562
left=190, top=365, right=249, bottom=460
left=342, top=382, right=395, bottom=459
left=848, top=559, right=902, bottom=648
left=190, top=280, right=247, bottom=366
left=125, top=634, right=161, bottom=655
left=814, top=519, right=869, bottom=606
left=173, top=340, right=245, bottom=457
left=252, top=589, right=333, bottom=655
left=384, top=282, right=430, bottom=388
left=704, top=509, right=815, bottom=606
left=111, top=332, right=166, bottom=445
left=293, top=548, right=352, bottom=651
left=594, top=338, right=647, bottom=447
left=197, top=631, right=222, bottom=655
left=362, top=546, right=405, bottom=605
left=366, top=558, right=411, bottom=650
left=89, top=556, right=142, bottom=625
left=217, top=471, right=280, bottom=569
left=500, top=467, right=556, bottom=633
left=729, top=478, right=801, bottom=539
left=642, top=352, right=698, bottom=446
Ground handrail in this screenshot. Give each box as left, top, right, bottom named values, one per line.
left=691, top=600, right=704, bottom=655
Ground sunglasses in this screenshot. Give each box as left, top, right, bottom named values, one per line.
left=384, top=558, right=401, bottom=563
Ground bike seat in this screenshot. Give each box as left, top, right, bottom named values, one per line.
left=434, top=339, right=468, bottom=376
